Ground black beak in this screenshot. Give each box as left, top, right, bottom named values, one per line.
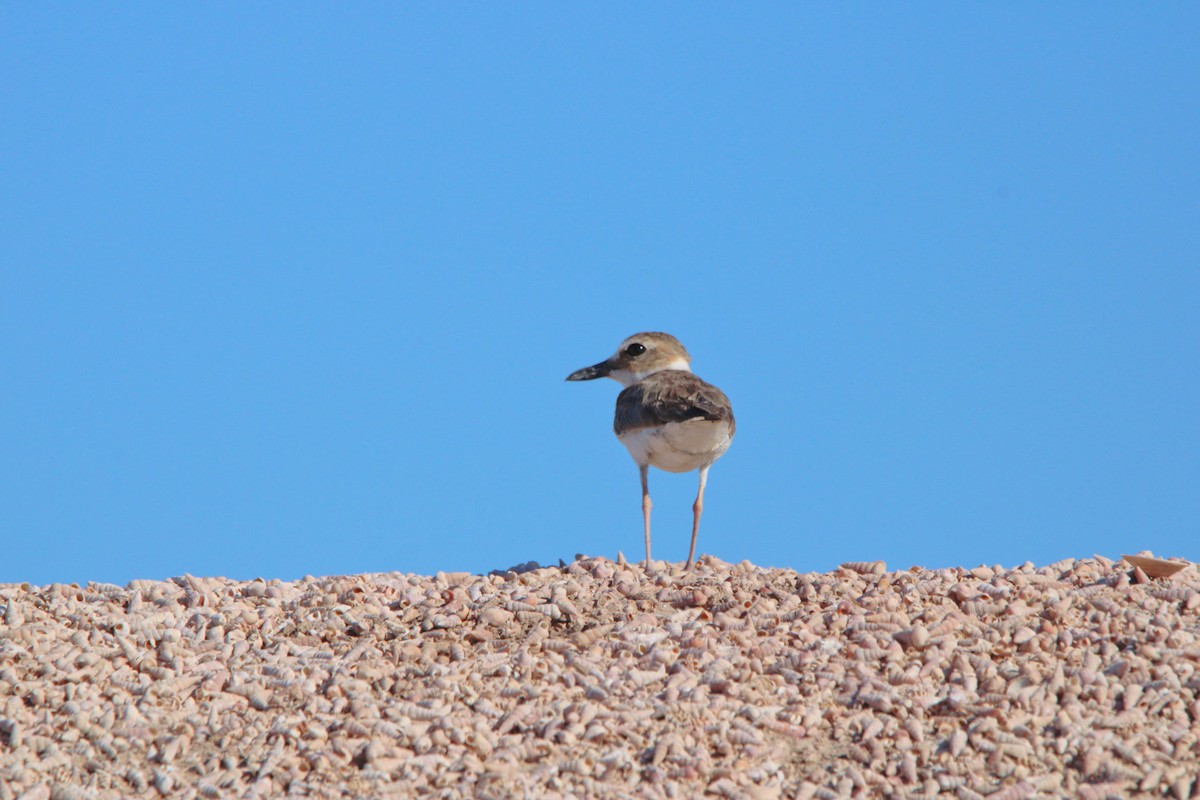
left=566, top=360, right=612, bottom=381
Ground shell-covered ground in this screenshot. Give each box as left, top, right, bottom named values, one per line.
left=1, top=554, right=1199, bottom=799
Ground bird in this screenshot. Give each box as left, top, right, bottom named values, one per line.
left=566, top=332, right=735, bottom=570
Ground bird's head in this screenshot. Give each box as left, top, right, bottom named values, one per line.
left=565, top=332, right=692, bottom=388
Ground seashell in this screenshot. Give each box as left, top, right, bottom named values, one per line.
left=572, top=624, right=614, bottom=647
left=985, top=782, right=1035, bottom=800
left=613, top=580, right=642, bottom=598
left=553, top=597, right=582, bottom=618
left=151, top=768, right=174, bottom=795
left=662, top=588, right=709, bottom=608
left=420, top=613, right=461, bottom=631
left=714, top=613, right=749, bottom=632
left=857, top=691, right=894, bottom=712
left=49, top=786, right=92, bottom=800
left=935, top=774, right=968, bottom=790
left=1012, top=627, right=1036, bottom=645
left=1168, top=777, right=1194, bottom=800
left=245, top=690, right=271, bottom=711
left=476, top=607, right=514, bottom=628
left=851, top=647, right=892, bottom=662
left=706, top=595, right=738, bottom=614
left=1076, top=783, right=1128, bottom=800
left=401, top=702, right=447, bottom=721
left=962, top=600, right=1005, bottom=617
left=1121, top=554, right=1190, bottom=579
left=1139, top=768, right=1166, bottom=793
left=502, top=600, right=537, bottom=613
left=841, top=561, right=886, bottom=575
left=1148, top=586, right=1196, bottom=603
left=533, top=603, right=564, bottom=621
left=849, top=620, right=900, bottom=634
left=726, top=727, right=761, bottom=746
left=894, top=626, right=930, bottom=649
left=899, top=753, right=918, bottom=784
left=121, top=767, right=148, bottom=793
left=975, top=583, right=1011, bottom=599
left=759, top=718, right=806, bottom=740
left=512, top=610, right=547, bottom=626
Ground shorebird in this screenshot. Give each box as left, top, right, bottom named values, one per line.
left=566, top=332, right=735, bottom=569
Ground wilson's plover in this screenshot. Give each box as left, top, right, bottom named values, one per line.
left=566, top=332, right=735, bottom=569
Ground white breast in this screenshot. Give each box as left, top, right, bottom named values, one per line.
left=617, top=419, right=733, bottom=473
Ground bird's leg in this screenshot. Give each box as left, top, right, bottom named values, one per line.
left=640, top=464, right=652, bottom=570
left=686, top=465, right=710, bottom=570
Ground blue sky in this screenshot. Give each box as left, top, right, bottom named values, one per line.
left=3, top=6, right=1197, bottom=585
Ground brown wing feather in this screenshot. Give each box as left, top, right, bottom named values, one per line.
left=614, top=371, right=735, bottom=436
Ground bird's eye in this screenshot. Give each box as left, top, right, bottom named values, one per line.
left=625, top=343, right=646, bottom=357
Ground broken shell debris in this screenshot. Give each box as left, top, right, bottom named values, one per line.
left=1, top=552, right=1198, bottom=798
left=1122, top=554, right=1191, bottom=580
